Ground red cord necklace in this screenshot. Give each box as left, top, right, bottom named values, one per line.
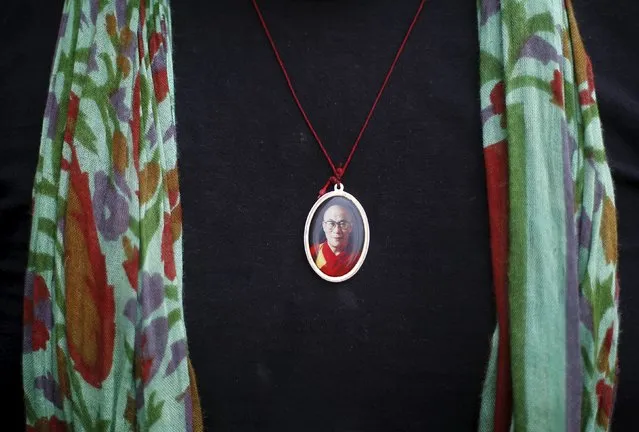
left=251, top=0, right=426, bottom=282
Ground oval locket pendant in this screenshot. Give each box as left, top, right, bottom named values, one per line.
left=303, top=184, right=370, bottom=282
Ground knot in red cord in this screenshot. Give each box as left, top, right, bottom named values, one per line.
left=318, top=167, right=345, bottom=198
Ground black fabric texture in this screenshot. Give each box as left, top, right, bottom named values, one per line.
left=1, top=1, right=637, bottom=430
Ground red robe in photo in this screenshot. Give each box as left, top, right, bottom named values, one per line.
left=310, top=241, right=359, bottom=277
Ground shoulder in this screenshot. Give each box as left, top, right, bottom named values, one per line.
left=309, top=242, right=325, bottom=256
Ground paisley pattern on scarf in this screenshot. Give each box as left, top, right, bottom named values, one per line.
left=478, top=0, right=619, bottom=430
left=23, top=0, right=202, bottom=430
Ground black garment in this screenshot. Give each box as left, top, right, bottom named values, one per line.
left=175, top=2, right=492, bottom=430
left=1, top=1, right=637, bottom=430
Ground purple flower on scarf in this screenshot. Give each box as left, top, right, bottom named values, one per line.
left=519, top=35, right=560, bottom=65
left=113, top=170, right=133, bottom=199
left=593, top=170, right=604, bottom=214
left=124, top=298, right=137, bottom=323
left=23, top=271, right=35, bottom=352
left=146, top=120, right=158, bottom=148
left=35, top=373, right=64, bottom=409
left=87, top=43, right=99, bottom=73
left=116, top=0, right=127, bottom=30
left=141, top=317, right=168, bottom=385
left=93, top=171, right=129, bottom=241
left=163, top=123, right=176, bottom=144
left=57, top=216, right=65, bottom=238
left=44, top=92, right=59, bottom=140
left=480, top=106, right=494, bottom=125
left=58, top=14, right=68, bottom=40
left=35, top=297, right=53, bottom=330
left=90, top=0, right=98, bottom=25
left=165, top=339, right=187, bottom=376
left=151, top=45, right=167, bottom=74
left=579, top=293, right=594, bottom=334
left=578, top=210, right=593, bottom=250
left=183, top=385, right=195, bottom=431
left=110, top=87, right=132, bottom=122
left=141, top=272, right=164, bottom=319
left=24, top=271, right=34, bottom=297
left=480, top=0, right=500, bottom=25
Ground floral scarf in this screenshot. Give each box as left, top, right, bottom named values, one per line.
left=478, top=0, right=619, bottom=430
left=23, top=0, right=618, bottom=430
left=23, top=0, right=201, bottom=430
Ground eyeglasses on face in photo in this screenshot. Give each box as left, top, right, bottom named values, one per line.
left=322, top=220, right=352, bottom=231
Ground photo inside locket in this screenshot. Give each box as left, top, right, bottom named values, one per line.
left=308, top=196, right=365, bottom=278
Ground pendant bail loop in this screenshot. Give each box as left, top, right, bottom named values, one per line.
left=318, top=167, right=345, bottom=198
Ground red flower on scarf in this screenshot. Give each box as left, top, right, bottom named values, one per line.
left=490, top=81, right=507, bottom=128
left=122, top=236, right=139, bottom=290
left=597, top=326, right=614, bottom=373
left=27, top=416, right=68, bottom=432
left=149, top=32, right=169, bottom=102
left=63, top=92, right=80, bottom=145
left=551, top=69, right=564, bottom=108
left=31, top=320, right=50, bottom=352
left=152, top=68, right=169, bottom=103
left=490, top=81, right=505, bottom=115
left=162, top=168, right=182, bottom=280
left=140, top=356, right=154, bottom=384
left=596, top=379, right=614, bottom=428
left=24, top=275, right=52, bottom=352
left=579, top=56, right=596, bottom=106
left=64, top=145, right=115, bottom=388
left=161, top=212, right=177, bottom=280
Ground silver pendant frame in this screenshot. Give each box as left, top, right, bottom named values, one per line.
left=303, top=184, right=370, bottom=283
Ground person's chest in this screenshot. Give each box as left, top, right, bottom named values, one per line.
left=172, top=0, right=495, bottom=429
